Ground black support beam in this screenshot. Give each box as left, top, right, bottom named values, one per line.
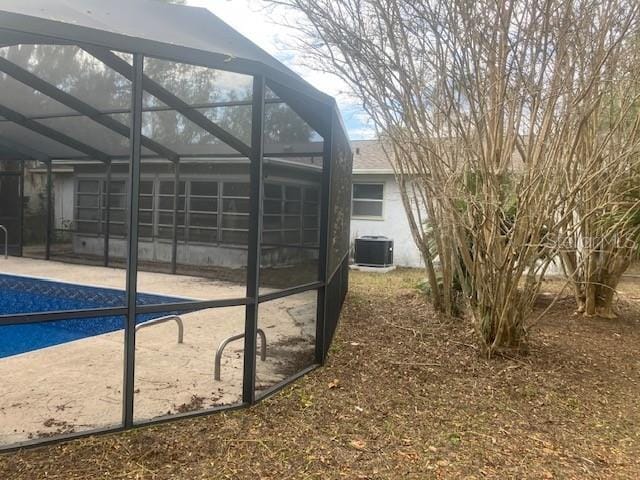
left=83, top=47, right=252, bottom=158
left=0, top=104, right=111, bottom=162
left=45, top=160, right=52, bottom=260
left=170, top=160, right=181, bottom=275
left=0, top=97, right=284, bottom=123
left=123, top=53, right=144, bottom=428
left=0, top=56, right=179, bottom=162
left=316, top=112, right=334, bottom=364
left=18, top=159, right=24, bottom=257
left=0, top=136, right=49, bottom=163
left=243, top=75, right=266, bottom=405
left=104, top=160, right=112, bottom=267
left=266, top=79, right=331, bottom=139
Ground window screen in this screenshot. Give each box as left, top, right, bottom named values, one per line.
left=221, top=182, right=250, bottom=245
left=262, top=183, right=320, bottom=246
left=157, top=180, right=186, bottom=240
left=76, top=179, right=124, bottom=235
left=74, top=177, right=320, bottom=248
left=352, top=183, right=384, bottom=218
left=188, top=180, right=218, bottom=243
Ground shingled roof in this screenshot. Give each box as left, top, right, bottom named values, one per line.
left=352, top=138, right=527, bottom=175
left=351, top=139, right=394, bottom=174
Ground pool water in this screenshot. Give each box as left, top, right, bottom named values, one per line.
left=0, top=274, right=187, bottom=358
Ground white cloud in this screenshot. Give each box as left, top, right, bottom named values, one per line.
left=185, top=0, right=373, bottom=139
left=187, top=1, right=280, bottom=53
left=348, top=127, right=377, bottom=141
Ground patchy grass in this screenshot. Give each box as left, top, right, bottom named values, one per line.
left=1, top=269, right=640, bottom=479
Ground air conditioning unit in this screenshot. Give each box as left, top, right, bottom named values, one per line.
left=354, top=236, right=394, bottom=267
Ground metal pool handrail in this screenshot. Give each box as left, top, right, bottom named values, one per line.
left=135, top=315, right=184, bottom=343
left=0, top=225, right=7, bottom=259
left=215, top=329, right=267, bottom=381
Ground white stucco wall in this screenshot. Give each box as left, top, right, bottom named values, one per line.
left=54, top=174, right=74, bottom=230
left=350, top=174, right=424, bottom=268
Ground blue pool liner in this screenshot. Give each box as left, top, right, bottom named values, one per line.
left=0, top=274, right=190, bottom=358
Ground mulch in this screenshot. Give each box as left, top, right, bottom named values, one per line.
left=1, top=269, right=639, bottom=479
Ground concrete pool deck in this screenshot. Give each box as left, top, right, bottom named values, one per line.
left=0, top=258, right=316, bottom=445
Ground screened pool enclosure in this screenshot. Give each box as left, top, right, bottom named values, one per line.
left=0, top=0, right=352, bottom=449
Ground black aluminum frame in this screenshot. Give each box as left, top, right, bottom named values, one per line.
left=0, top=9, right=352, bottom=451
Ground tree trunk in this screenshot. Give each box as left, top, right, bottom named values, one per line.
left=584, top=252, right=599, bottom=316
left=595, top=256, right=632, bottom=318
left=579, top=251, right=631, bottom=319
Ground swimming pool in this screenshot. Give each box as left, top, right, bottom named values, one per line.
left=0, top=274, right=187, bottom=358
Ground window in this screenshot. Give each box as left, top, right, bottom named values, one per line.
left=157, top=180, right=186, bottom=241
left=74, top=176, right=319, bottom=248
left=188, top=180, right=218, bottom=243
left=138, top=181, right=155, bottom=238
left=352, top=183, right=384, bottom=218
left=75, top=179, right=127, bottom=236
left=302, top=186, right=320, bottom=245
left=221, top=182, right=250, bottom=245
left=262, top=183, right=320, bottom=246
left=102, top=180, right=127, bottom=237
left=283, top=185, right=301, bottom=244
left=76, top=180, right=100, bottom=234
left=263, top=183, right=283, bottom=244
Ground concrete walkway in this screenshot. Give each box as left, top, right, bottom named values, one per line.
left=0, top=258, right=316, bottom=445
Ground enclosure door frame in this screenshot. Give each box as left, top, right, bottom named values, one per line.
left=0, top=166, right=24, bottom=256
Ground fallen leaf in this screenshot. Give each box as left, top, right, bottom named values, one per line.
left=350, top=439, right=366, bottom=450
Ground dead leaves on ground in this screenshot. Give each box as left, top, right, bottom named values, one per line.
left=1, top=270, right=640, bottom=479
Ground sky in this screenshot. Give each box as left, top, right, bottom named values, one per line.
left=184, top=0, right=375, bottom=140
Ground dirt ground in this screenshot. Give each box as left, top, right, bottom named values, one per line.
left=1, top=269, right=640, bottom=479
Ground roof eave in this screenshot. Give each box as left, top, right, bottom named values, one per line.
left=352, top=169, right=395, bottom=175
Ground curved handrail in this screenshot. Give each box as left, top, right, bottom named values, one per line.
left=135, top=315, right=184, bottom=343
left=0, top=225, right=7, bottom=259
left=214, top=328, right=266, bottom=381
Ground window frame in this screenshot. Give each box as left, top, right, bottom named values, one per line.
left=156, top=178, right=187, bottom=242
left=219, top=180, right=251, bottom=246
left=75, top=179, right=101, bottom=235
left=351, top=182, right=385, bottom=220
left=187, top=179, right=219, bottom=245
left=261, top=182, right=321, bottom=248
left=74, top=174, right=322, bottom=249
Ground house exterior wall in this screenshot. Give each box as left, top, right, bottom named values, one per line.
left=20, top=169, right=74, bottom=229
left=54, top=174, right=74, bottom=230
left=350, top=173, right=424, bottom=268
left=72, top=235, right=317, bottom=269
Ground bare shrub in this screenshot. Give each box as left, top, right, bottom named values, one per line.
left=269, top=0, right=639, bottom=354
